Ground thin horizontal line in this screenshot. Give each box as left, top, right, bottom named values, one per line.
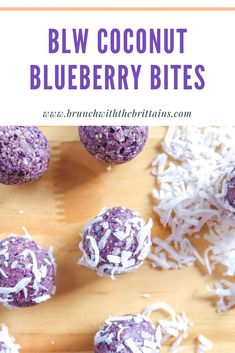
left=0, top=7, right=235, bottom=11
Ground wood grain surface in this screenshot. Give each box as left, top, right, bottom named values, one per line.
left=0, top=126, right=234, bottom=353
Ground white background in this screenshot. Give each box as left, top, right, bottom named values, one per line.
left=0, top=0, right=235, bottom=7
left=0, top=10, right=234, bottom=125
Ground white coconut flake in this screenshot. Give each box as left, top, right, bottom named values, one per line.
left=23, top=287, right=28, bottom=299
left=208, top=279, right=235, bottom=312
left=102, top=222, right=109, bottom=230
left=124, top=337, right=142, bottom=353
left=170, top=333, right=188, bottom=352
left=135, top=218, right=153, bottom=257
left=33, top=294, right=51, bottom=304
left=21, top=226, right=32, bottom=240
left=0, top=268, right=8, bottom=279
left=114, top=230, right=128, bottom=241
left=143, top=302, right=177, bottom=319
left=85, top=235, right=100, bottom=268
left=107, top=255, right=121, bottom=264
left=107, top=315, right=135, bottom=323
left=121, top=250, right=135, bottom=268
left=0, top=324, right=20, bottom=353
left=197, top=335, right=213, bottom=353
left=11, top=261, right=18, bottom=269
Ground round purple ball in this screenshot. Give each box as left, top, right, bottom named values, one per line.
left=79, top=126, right=148, bottom=164
left=225, top=169, right=235, bottom=209
left=94, top=314, right=158, bottom=353
left=0, top=325, right=20, bottom=353
left=79, top=207, right=152, bottom=278
left=0, top=126, right=50, bottom=185
left=0, top=236, right=56, bottom=308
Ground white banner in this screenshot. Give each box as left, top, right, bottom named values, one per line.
left=0, top=10, right=234, bottom=125
left=0, top=0, right=235, bottom=8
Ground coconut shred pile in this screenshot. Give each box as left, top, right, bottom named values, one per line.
left=150, top=126, right=235, bottom=312
left=142, top=302, right=213, bottom=353
left=0, top=324, right=20, bottom=353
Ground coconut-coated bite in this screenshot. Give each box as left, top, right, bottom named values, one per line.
left=0, top=235, right=56, bottom=308
left=0, top=325, right=20, bottom=353
left=225, top=168, right=235, bottom=210
left=94, top=314, right=158, bottom=353
left=79, top=207, right=152, bottom=278
left=0, top=126, right=50, bottom=185
left=216, top=168, right=235, bottom=213
left=79, top=126, right=148, bottom=164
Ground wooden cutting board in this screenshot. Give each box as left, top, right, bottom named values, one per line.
left=0, top=126, right=234, bottom=353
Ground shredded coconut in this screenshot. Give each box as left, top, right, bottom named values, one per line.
left=204, top=220, right=235, bottom=276
left=143, top=302, right=212, bottom=353
left=208, top=279, right=235, bottom=312
left=197, top=334, right=213, bottom=353
left=124, top=337, right=142, bottom=353
left=143, top=302, right=191, bottom=352
left=0, top=324, right=20, bottom=353
left=33, top=294, right=51, bottom=304
left=141, top=294, right=151, bottom=299
left=150, top=127, right=235, bottom=311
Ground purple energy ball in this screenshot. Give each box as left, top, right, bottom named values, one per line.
left=225, top=169, right=235, bottom=209
left=0, top=126, right=50, bottom=185
left=94, top=314, right=158, bottom=353
left=79, top=207, right=152, bottom=278
left=79, top=126, right=148, bottom=164
left=0, top=235, right=56, bottom=308
left=0, top=325, right=20, bottom=353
